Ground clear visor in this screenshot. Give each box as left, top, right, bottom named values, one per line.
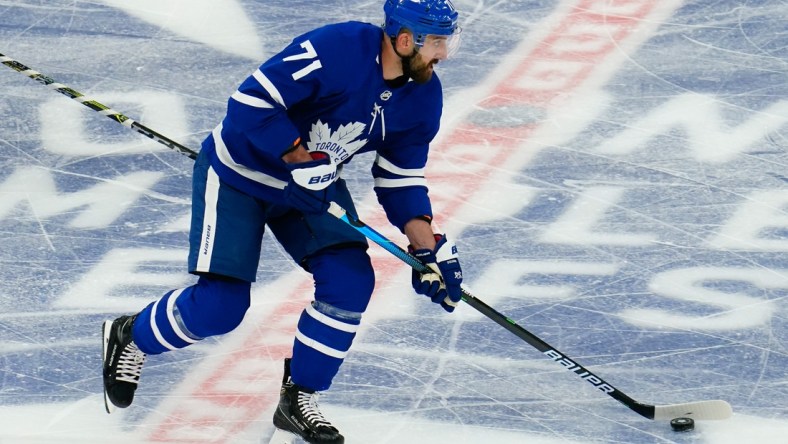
left=417, top=27, right=462, bottom=60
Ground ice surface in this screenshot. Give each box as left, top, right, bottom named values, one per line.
left=1, top=1, right=786, bottom=443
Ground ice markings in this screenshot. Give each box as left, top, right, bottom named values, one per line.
left=99, top=0, right=264, bottom=60
left=540, top=186, right=657, bottom=246
left=54, top=247, right=190, bottom=311
left=707, top=189, right=788, bottom=252
left=466, top=104, right=546, bottom=128
left=594, top=94, right=788, bottom=163
left=472, top=260, right=619, bottom=304
left=0, top=167, right=163, bottom=229
left=621, top=267, right=788, bottom=330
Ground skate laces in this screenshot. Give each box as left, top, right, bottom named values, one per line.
left=115, top=342, right=146, bottom=384
left=297, top=390, right=332, bottom=428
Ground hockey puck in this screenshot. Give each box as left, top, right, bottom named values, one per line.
left=670, top=417, right=695, bottom=432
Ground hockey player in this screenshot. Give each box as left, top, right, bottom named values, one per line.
left=102, top=1, right=463, bottom=442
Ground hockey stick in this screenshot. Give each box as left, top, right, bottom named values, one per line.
left=3, top=51, right=732, bottom=422
left=0, top=52, right=198, bottom=160
left=326, top=202, right=733, bottom=422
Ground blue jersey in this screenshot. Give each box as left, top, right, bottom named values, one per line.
left=201, top=21, right=443, bottom=231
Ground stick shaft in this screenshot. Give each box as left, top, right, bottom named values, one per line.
left=326, top=203, right=738, bottom=421
left=0, top=52, right=197, bottom=160
left=326, top=203, right=652, bottom=417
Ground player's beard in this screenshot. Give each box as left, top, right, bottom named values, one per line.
left=403, top=52, right=438, bottom=84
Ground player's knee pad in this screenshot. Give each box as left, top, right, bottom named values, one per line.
left=181, top=275, right=252, bottom=337
left=307, top=246, right=375, bottom=313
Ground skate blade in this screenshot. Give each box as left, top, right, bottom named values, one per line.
left=102, top=320, right=115, bottom=414
left=268, top=428, right=297, bottom=444
left=104, top=391, right=116, bottom=414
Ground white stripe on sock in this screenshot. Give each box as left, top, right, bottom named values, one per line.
left=166, top=288, right=199, bottom=344
left=294, top=330, right=348, bottom=359
left=305, top=303, right=360, bottom=333
left=150, top=297, right=177, bottom=351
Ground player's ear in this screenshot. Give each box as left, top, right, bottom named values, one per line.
left=395, top=30, right=414, bottom=54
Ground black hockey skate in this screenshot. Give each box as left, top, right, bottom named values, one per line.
left=102, top=314, right=146, bottom=413
left=272, top=358, right=344, bottom=444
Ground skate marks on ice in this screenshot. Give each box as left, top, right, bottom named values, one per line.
left=0, top=0, right=787, bottom=443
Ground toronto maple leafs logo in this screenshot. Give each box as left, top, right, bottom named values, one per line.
left=306, top=120, right=368, bottom=163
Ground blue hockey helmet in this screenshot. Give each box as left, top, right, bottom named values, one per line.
left=384, top=0, right=461, bottom=55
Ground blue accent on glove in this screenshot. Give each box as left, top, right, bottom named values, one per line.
left=283, top=153, right=337, bottom=214
left=409, top=234, right=463, bottom=312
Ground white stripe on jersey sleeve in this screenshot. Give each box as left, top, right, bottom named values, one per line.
left=374, top=154, right=425, bottom=176
left=374, top=177, right=428, bottom=188
left=231, top=90, right=274, bottom=109
left=212, top=124, right=288, bottom=189
left=252, top=69, right=286, bottom=108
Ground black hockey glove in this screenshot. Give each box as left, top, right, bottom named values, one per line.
left=409, top=234, right=463, bottom=312
left=283, top=152, right=337, bottom=214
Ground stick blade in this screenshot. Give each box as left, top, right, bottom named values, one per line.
left=653, top=400, right=733, bottom=421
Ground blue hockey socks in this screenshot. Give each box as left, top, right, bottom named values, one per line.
left=132, top=275, right=251, bottom=355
